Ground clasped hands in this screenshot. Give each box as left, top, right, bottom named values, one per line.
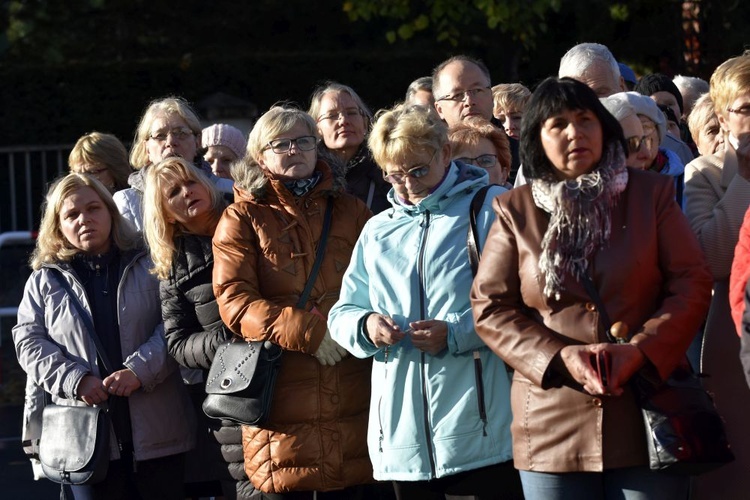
left=557, top=342, right=646, bottom=396
left=365, top=313, right=448, bottom=355
left=77, top=369, right=142, bottom=406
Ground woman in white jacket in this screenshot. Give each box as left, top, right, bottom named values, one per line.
left=13, top=173, right=194, bottom=500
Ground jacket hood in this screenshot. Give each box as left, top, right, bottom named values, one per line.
left=658, top=148, right=685, bottom=177
left=232, top=159, right=346, bottom=203
left=127, top=168, right=146, bottom=192
left=386, top=160, right=489, bottom=214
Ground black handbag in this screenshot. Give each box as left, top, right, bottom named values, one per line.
left=202, top=197, right=334, bottom=426
left=39, top=269, right=113, bottom=487
left=582, top=273, right=734, bottom=475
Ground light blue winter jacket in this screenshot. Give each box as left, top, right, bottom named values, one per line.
left=328, top=161, right=513, bottom=481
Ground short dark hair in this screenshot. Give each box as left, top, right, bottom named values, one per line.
left=520, top=77, right=626, bottom=180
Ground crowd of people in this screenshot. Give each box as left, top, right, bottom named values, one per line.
left=10, top=41, right=750, bottom=500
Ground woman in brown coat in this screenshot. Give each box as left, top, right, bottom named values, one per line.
left=212, top=105, right=375, bottom=499
left=471, top=77, right=713, bottom=499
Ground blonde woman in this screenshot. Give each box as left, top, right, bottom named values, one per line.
left=68, top=132, right=133, bottom=193
left=13, top=173, right=193, bottom=500
left=212, top=105, right=376, bottom=498
left=143, top=157, right=254, bottom=499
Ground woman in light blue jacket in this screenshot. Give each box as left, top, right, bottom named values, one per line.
left=328, top=104, right=522, bottom=500
left=13, top=173, right=194, bottom=500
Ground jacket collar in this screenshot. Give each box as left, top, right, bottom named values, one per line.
left=387, top=161, right=489, bottom=214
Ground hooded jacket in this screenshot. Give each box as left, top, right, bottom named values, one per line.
left=14, top=247, right=195, bottom=462
left=328, top=161, right=513, bottom=481
left=212, top=159, right=374, bottom=493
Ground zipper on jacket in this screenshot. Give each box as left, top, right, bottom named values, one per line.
left=416, top=211, right=437, bottom=478
left=473, top=350, right=488, bottom=436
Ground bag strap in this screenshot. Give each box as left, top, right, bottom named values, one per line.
left=296, top=197, right=334, bottom=309
left=49, top=268, right=115, bottom=375
left=581, top=272, right=617, bottom=343
left=467, top=185, right=494, bottom=276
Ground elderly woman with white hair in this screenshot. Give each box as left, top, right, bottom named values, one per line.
left=687, top=94, right=724, bottom=157
left=558, top=42, right=626, bottom=98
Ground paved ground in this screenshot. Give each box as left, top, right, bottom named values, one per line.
left=0, top=405, right=60, bottom=499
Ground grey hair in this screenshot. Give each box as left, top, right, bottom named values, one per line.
left=673, top=75, right=709, bottom=116
left=406, top=76, right=433, bottom=102
left=558, top=42, right=620, bottom=81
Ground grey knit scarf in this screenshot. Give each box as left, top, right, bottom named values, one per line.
left=530, top=142, right=628, bottom=299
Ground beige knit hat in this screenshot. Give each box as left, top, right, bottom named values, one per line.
left=201, top=124, right=247, bottom=159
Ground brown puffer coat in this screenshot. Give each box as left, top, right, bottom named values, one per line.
left=212, top=159, right=374, bottom=493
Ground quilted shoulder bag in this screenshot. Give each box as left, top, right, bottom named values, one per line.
left=203, top=197, right=334, bottom=426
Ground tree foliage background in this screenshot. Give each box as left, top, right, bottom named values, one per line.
left=0, top=0, right=747, bottom=146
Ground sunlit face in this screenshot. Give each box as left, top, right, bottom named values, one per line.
left=540, top=108, right=603, bottom=180
left=161, top=175, right=212, bottom=228
left=496, top=108, right=523, bottom=139
left=145, top=113, right=199, bottom=165
left=59, top=186, right=112, bottom=256
left=639, top=116, right=661, bottom=167
left=71, top=164, right=116, bottom=192
left=204, top=145, right=237, bottom=180
left=695, top=116, right=724, bottom=156
left=452, top=137, right=507, bottom=185
left=258, top=122, right=318, bottom=180
left=620, top=114, right=648, bottom=169
left=315, top=91, right=367, bottom=154
left=383, top=143, right=451, bottom=204
left=718, top=92, right=750, bottom=140
left=434, top=61, right=493, bottom=126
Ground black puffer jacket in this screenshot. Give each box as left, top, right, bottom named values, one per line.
left=162, top=234, right=231, bottom=369
left=161, top=233, right=255, bottom=499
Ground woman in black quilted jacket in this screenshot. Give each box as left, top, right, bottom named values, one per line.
left=143, top=156, right=255, bottom=500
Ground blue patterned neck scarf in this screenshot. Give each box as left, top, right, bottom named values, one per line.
left=283, top=171, right=322, bottom=198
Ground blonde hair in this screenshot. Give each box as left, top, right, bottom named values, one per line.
left=687, top=93, right=718, bottom=145
left=492, top=83, right=531, bottom=115
left=246, top=105, right=319, bottom=162
left=31, top=173, right=138, bottom=270
left=130, top=96, right=202, bottom=170
left=710, top=53, right=750, bottom=119
left=448, top=119, right=511, bottom=174
left=368, top=103, right=448, bottom=169
left=68, top=132, right=133, bottom=191
left=143, top=157, right=225, bottom=280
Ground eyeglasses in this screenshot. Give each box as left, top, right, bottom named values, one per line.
left=727, top=105, right=750, bottom=116
left=456, top=154, right=498, bottom=170
left=436, top=87, right=491, bottom=103
left=148, top=128, right=195, bottom=143
left=383, top=151, right=436, bottom=184
left=317, top=108, right=365, bottom=123
left=264, top=135, right=317, bottom=154
left=626, top=136, right=646, bottom=154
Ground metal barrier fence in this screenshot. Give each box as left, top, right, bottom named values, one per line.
left=0, top=145, right=73, bottom=233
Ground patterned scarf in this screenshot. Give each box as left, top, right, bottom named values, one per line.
left=530, top=142, right=629, bottom=299
left=283, top=171, right=322, bottom=198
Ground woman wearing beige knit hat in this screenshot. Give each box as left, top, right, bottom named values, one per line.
left=202, top=123, right=247, bottom=180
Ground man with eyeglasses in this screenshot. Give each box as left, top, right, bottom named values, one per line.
left=432, top=55, right=520, bottom=181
